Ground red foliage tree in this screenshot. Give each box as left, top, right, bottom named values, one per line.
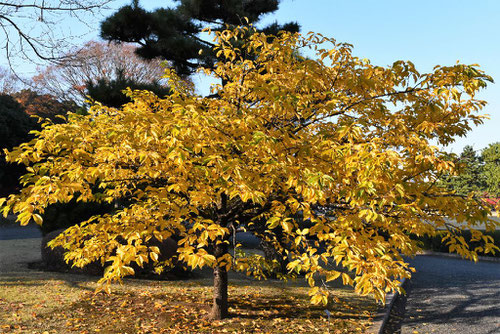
left=13, top=89, right=78, bottom=122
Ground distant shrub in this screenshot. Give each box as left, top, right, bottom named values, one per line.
left=413, top=230, right=500, bottom=258
left=39, top=199, right=113, bottom=235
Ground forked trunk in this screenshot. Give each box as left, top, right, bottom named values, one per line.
left=209, top=263, right=228, bottom=319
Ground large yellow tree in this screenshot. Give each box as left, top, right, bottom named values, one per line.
left=1, top=26, right=498, bottom=319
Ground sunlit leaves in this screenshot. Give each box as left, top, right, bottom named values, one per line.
left=0, top=25, right=498, bottom=310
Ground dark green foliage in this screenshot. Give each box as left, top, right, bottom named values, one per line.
left=440, top=145, right=487, bottom=196
left=86, top=69, right=172, bottom=108
left=0, top=91, right=79, bottom=196
left=0, top=95, right=36, bottom=196
left=39, top=199, right=113, bottom=235
left=482, top=142, right=500, bottom=196
left=0, top=160, right=25, bottom=196
left=440, top=144, right=500, bottom=197
left=413, top=230, right=500, bottom=258
left=100, top=0, right=299, bottom=76
left=0, top=94, right=35, bottom=150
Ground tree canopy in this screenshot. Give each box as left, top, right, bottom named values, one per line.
left=85, top=69, right=172, bottom=108
left=0, top=90, right=74, bottom=195
left=440, top=143, right=500, bottom=197
left=33, top=41, right=170, bottom=106
left=0, top=94, right=34, bottom=150
left=1, top=26, right=499, bottom=319
left=0, top=66, right=25, bottom=94
left=482, top=142, right=500, bottom=196
left=100, top=0, right=299, bottom=76
left=440, top=145, right=487, bottom=196
left=13, top=89, right=78, bottom=121
left=0, top=94, right=33, bottom=195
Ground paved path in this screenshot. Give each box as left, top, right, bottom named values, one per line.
left=401, top=255, right=500, bottom=334
left=0, top=222, right=42, bottom=240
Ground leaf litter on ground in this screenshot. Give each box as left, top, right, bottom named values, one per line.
left=0, top=267, right=377, bottom=333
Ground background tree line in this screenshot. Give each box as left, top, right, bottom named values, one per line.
left=440, top=143, right=500, bottom=198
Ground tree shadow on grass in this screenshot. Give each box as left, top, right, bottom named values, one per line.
left=1, top=266, right=376, bottom=334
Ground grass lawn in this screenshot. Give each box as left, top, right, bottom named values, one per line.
left=0, top=239, right=377, bottom=333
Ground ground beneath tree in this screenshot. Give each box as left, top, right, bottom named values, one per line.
left=0, top=237, right=377, bottom=333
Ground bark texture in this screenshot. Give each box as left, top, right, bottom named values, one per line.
left=209, top=243, right=229, bottom=319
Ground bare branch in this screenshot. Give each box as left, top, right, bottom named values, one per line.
left=32, top=41, right=170, bottom=104
left=0, top=0, right=112, bottom=70
left=0, top=1, right=108, bottom=11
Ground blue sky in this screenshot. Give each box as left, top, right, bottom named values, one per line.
left=6, top=0, right=500, bottom=153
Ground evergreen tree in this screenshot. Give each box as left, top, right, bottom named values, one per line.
left=0, top=95, right=35, bottom=150
left=440, top=145, right=487, bottom=196
left=0, top=95, right=35, bottom=195
left=86, top=68, right=172, bottom=108
left=100, top=0, right=299, bottom=76
left=482, top=142, right=500, bottom=197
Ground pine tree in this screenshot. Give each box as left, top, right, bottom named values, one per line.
left=86, top=68, right=172, bottom=108
left=482, top=143, right=500, bottom=197
left=440, top=146, right=487, bottom=196
left=100, top=0, right=299, bottom=76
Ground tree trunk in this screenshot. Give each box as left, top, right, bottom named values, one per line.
left=209, top=243, right=229, bottom=319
